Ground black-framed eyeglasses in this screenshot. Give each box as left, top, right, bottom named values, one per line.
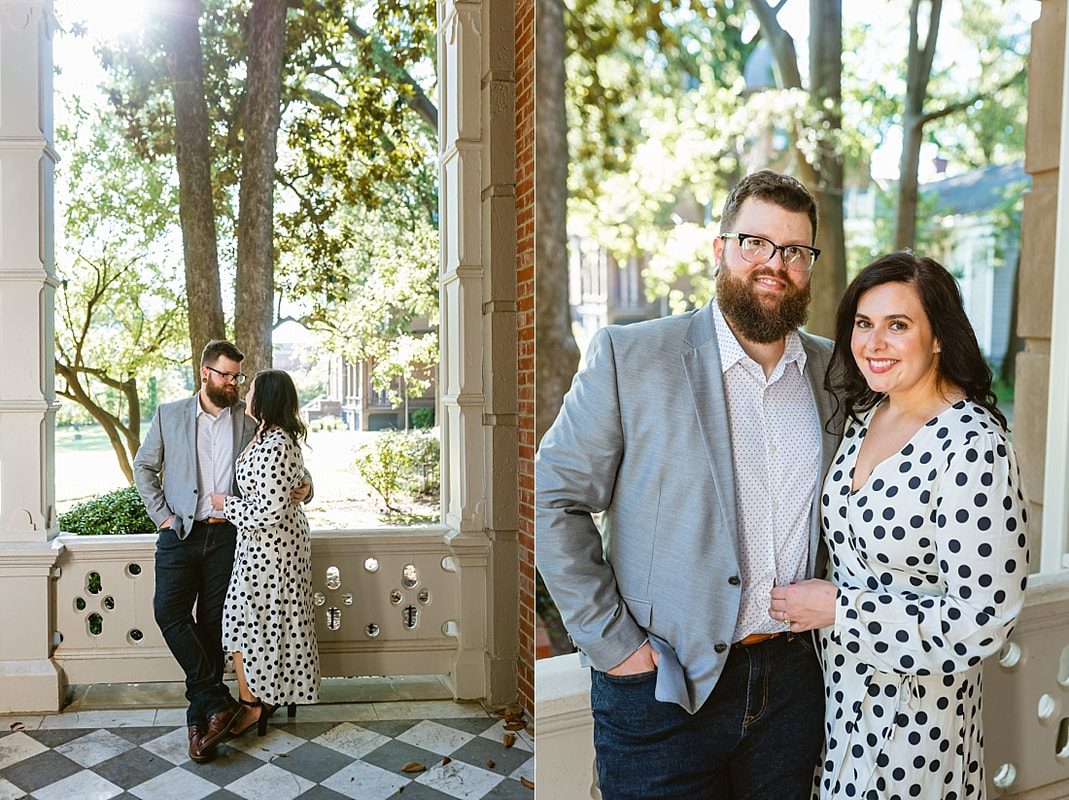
left=720, top=232, right=820, bottom=272
left=205, top=365, right=247, bottom=384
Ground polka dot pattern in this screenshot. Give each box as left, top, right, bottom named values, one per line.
left=223, top=428, right=321, bottom=706
left=815, top=401, right=1029, bottom=799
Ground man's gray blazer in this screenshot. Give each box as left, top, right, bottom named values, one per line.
left=535, top=301, right=842, bottom=713
left=133, top=395, right=258, bottom=539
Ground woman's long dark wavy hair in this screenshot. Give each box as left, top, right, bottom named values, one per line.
left=825, top=251, right=1007, bottom=430
left=248, top=369, right=308, bottom=444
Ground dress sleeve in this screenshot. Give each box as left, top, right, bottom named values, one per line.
left=224, top=432, right=305, bottom=533
left=832, top=427, right=1029, bottom=676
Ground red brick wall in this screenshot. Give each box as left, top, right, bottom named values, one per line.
left=515, top=0, right=536, bottom=714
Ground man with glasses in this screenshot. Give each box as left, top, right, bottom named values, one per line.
left=536, top=170, right=842, bottom=799
left=134, top=340, right=311, bottom=763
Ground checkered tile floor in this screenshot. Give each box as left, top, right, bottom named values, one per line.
left=0, top=679, right=533, bottom=800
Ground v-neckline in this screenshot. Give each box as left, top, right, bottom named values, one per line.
left=848, top=401, right=962, bottom=494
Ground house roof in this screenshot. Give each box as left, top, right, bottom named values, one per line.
left=923, top=161, right=1029, bottom=217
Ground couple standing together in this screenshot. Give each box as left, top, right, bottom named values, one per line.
left=537, top=170, right=1030, bottom=799
left=133, top=340, right=321, bottom=763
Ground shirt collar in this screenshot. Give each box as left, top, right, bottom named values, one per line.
left=197, top=396, right=231, bottom=421
left=712, top=300, right=808, bottom=375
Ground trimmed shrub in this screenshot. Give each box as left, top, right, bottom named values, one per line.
left=59, top=485, right=154, bottom=535
left=411, top=408, right=435, bottom=429
left=355, top=428, right=440, bottom=514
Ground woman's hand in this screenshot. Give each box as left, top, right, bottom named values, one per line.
left=209, top=492, right=227, bottom=511
left=769, top=579, right=837, bottom=632
left=290, top=479, right=311, bottom=505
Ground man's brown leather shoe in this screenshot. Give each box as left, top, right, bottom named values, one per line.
left=198, top=702, right=241, bottom=751
left=188, top=724, right=213, bottom=763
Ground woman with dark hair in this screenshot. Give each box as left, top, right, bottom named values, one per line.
left=210, top=369, right=320, bottom=737
left=770, top=252, right=1028, bottom=799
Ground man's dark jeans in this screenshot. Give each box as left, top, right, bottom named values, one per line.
left=590, top=633, right=824, bottom=800
left=154, top=521, right=236, bottom=727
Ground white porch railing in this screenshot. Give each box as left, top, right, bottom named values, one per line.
left=534, top=573, right=1069, bottom=800
left=51, top=527, right=489, bottom=700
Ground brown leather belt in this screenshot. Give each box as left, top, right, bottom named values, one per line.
left=204, top=517, right=228, bottom=524
left=736, top=632, right=786, bottom=646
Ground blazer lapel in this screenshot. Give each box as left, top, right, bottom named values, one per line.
left=183, top=394, right=199, bottom=469
left=230, top=400, right=253, bottom=495
left=800, top=332, right=842, bottom=575
left=800, top=333, right=842, bottom=478
left=681, top=304, right=739, bottom=545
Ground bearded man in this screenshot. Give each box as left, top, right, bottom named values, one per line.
left=536, top=170, right=843, bottom=800
left=134, top=340, right=310, bottom=763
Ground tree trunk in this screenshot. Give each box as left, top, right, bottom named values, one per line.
left=55, top=363, right=141, bottom=483
left=894, top=0, right=943, bottom=250
left=748, top=0, right=803, bottom=89
left=535, top=0, right=580, bottom=444
left=235, top=0, right=288, bottom=378
left=807, top=0, right=846, bottom=338
left=165, top=0, right=225, bottom=368
left=750, top=0, right=846, bottom=339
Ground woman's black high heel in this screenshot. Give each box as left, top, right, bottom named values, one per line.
left=256, top=702, right=278, bottom=737
left=231, top=698, right=267, bottom=737
left=231, top=698, right=293, bottom=736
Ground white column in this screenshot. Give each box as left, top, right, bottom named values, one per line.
left=438, top=0, right=519, bottom=703
left=0, top=0, right=65, bottom=712
left=1041, top=8, right=1069, bottom=573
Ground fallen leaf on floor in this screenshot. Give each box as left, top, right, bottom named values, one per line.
left=503, top=733, right=516, bottom=748
left=504, top=721, right=525, bottom=731
left=521, top=776, right=535, bottom=789
left=487, top=759, right=495, bottom=768
left=401, top=761, right=426, bottom=773
left=9, top=722, right=24, bottom=731
left=442, top=756, right=452, bottom=765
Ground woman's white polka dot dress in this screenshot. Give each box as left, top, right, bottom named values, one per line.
left=817, top=401, right=1028, bottom=800
left=223, top=427, right=320, bottom=707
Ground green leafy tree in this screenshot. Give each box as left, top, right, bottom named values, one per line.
left=564, top=2, right=751, bottom=313
left=54, top=96, right=189, bottom=482
left=299, top=183, right=439, bottom=401
left=839, top=0, right=1029, bottom=250
left=85, top=0, right=438, bottom=376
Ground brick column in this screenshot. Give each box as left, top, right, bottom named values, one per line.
left=514, top=0, right=535, bottom=714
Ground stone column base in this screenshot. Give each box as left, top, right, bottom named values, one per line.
left=0, top=657, right=66, bottom=714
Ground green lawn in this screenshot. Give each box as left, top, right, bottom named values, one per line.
left=55, top=424, right=131, bottom=453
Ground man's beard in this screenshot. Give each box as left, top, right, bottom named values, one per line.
left=715, top=258, right=811, bottom=344
left=205, top=380, right=238, bottom=409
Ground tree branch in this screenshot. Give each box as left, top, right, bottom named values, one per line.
left=919, top=66, right=1025, bottom=126
left=298, top=0, right=438, bottom=133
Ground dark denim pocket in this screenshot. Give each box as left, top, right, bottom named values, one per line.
left=598, top=667, right=658, bottom=685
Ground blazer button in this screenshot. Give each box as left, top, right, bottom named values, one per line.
left=728, top=576, right=741, bottom=586
left=714, top=642, right=728, bottom=653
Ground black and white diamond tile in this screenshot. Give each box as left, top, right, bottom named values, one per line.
left=0, top=706, right=533, bottom=800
